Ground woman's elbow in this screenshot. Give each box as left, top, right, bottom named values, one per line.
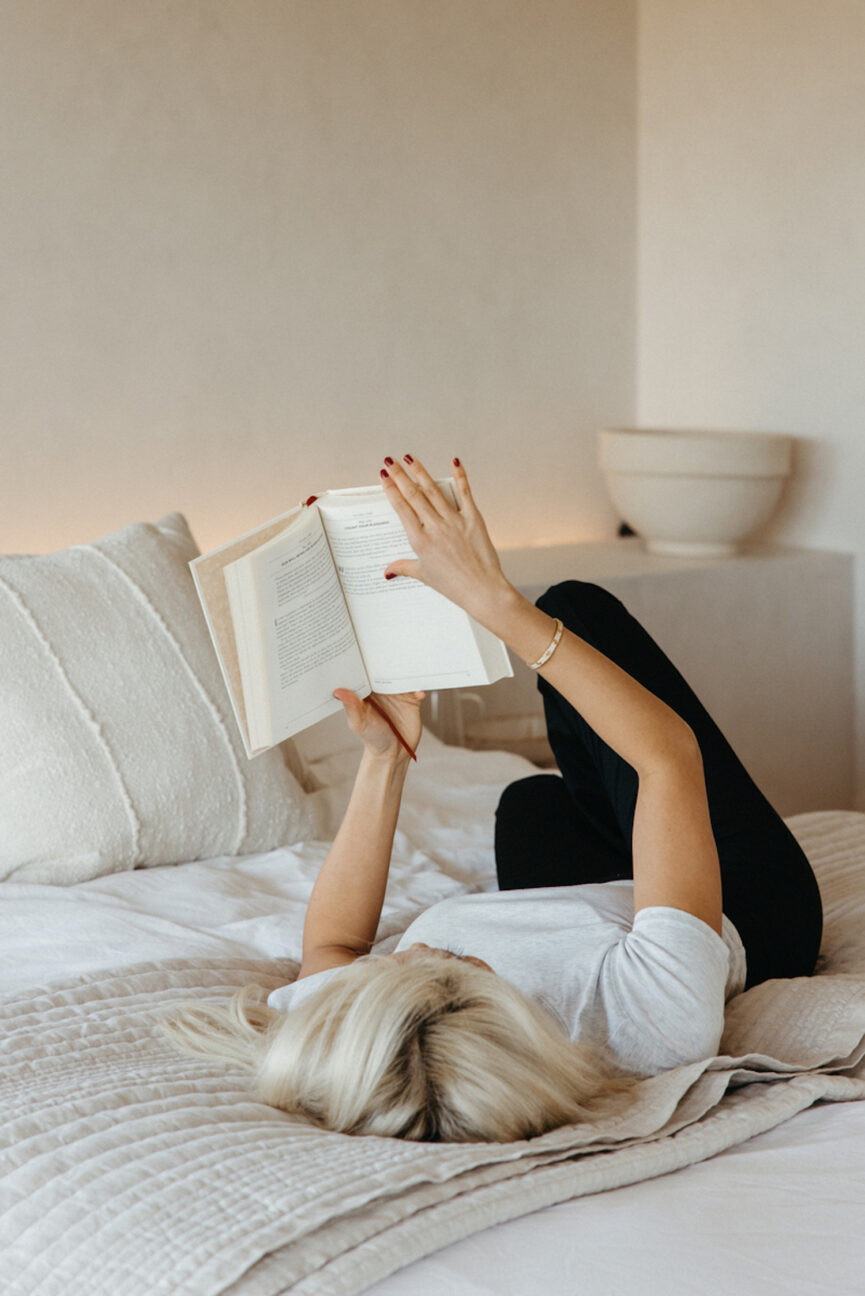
left=641, top=715, right=703, bottom=777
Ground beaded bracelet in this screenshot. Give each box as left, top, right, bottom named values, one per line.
left=528, top=617, right=564, bottom=671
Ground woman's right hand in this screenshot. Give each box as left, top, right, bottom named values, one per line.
left=333, top=688, right=424, bottom=764
left=379, top=455, right=514, bottom=624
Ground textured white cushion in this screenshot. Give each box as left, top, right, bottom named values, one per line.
left=0, top=513, right=316, bottom=884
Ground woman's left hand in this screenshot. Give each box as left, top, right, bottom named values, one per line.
left=379, top=455, right=513, bottom=626
left=332, top=688, right=424, bottom=762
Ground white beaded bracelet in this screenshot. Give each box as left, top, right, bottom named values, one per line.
left=528, top=617, right=564, bottom=670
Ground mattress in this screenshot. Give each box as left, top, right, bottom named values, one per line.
left=2, top=733, right=864, bottom=1295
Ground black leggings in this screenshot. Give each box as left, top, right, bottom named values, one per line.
left=494, top=581, right=823, bottom=989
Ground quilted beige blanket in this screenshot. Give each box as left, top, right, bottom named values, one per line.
left=3, top=811, right=865, bottom=1296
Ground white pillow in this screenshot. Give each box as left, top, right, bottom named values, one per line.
left=0, top=513, right=316, bottom=884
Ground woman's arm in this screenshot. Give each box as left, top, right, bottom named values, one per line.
left=380, top=455, right=722, bottom=936
left=492, top=591, right=721, bottom=933
left=297, top=689, right=423, bottom=979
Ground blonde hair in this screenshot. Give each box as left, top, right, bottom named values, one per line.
left=160, top=954, right=627, bottom=1142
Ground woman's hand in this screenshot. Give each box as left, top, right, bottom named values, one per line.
left=333, top=688, right=424, bottom=762
left=379, top=455, right=514, bottom=624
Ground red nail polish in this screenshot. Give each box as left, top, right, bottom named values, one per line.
left=304, top=494, right=318, bottom=507
left=403, top=453, right=414, bottom=464
left=385, top=572, right=395, bottom=580
left=452, top=456, right=461, bottom=467
left=384, top=456, right=394, bottom=466
left=380, top=468, right=389, bottom=479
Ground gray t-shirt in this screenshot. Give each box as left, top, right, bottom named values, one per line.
left=267, top=881, right=747, bottom=1077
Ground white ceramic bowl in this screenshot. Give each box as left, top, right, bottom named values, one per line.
left=598, top=428, right=793, bottom=557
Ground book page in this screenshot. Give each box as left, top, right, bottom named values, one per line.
left=317, top=485, right=511, bottom=692
left=226, top=507, right=369, bottom=747
left=190, top=504, right=305, bottom=753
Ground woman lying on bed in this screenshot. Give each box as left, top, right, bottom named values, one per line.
left=164, top=455, right=823, bottom=1143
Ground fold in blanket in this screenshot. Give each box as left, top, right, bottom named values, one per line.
left=3, top=811, right=865, bottom=1296
left=2, top=954, right=865, bottom=1296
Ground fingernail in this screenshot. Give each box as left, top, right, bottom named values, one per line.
left=385, top=572, right=395, bottom=580
left=384, top=456, right=394, bottom=466
left=380, top=468, right=389, bottom=479
left=452, top=456, right=461, bottom=467
left=403, top=453, right=414, bottom=464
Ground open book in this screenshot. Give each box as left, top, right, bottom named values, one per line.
left=190, top=482, right=513, bottom=756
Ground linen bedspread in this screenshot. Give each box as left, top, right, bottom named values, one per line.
left=3, top=810, right=865, bottom=1296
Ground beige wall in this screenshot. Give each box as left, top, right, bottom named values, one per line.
left=6, top=0, right=859, bottom=804
left=0, top=0, right=636, bottom=555
left=637, top=0, right=865, bottom=804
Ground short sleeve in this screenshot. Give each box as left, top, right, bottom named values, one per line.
left=598, top=907, right=731, bottom=1075
left=267, top=965, right=345, bottom=1015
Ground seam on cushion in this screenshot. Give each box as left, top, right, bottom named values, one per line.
left=83, top=543, right=249, bottom=853
left=0, top=571, right=142, bottom=867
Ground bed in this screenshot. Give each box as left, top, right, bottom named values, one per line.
left=2, top=514, right=864, bottom=1295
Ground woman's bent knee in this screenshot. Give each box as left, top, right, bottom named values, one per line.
left=495, top=774, right=562, bottom=823
left=536, top=580, right=623, bottom=621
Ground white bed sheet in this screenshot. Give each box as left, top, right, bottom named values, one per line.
left=3, top=731, right=863, bottom=1296
left=367, top=1097, right=865, bottom=1296
left=0, top=734, right=530, bottom=993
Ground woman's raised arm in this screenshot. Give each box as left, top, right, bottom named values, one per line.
left=297, top=689, right=424, bottom=979
left=381, top=455, right=722, bottom=936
